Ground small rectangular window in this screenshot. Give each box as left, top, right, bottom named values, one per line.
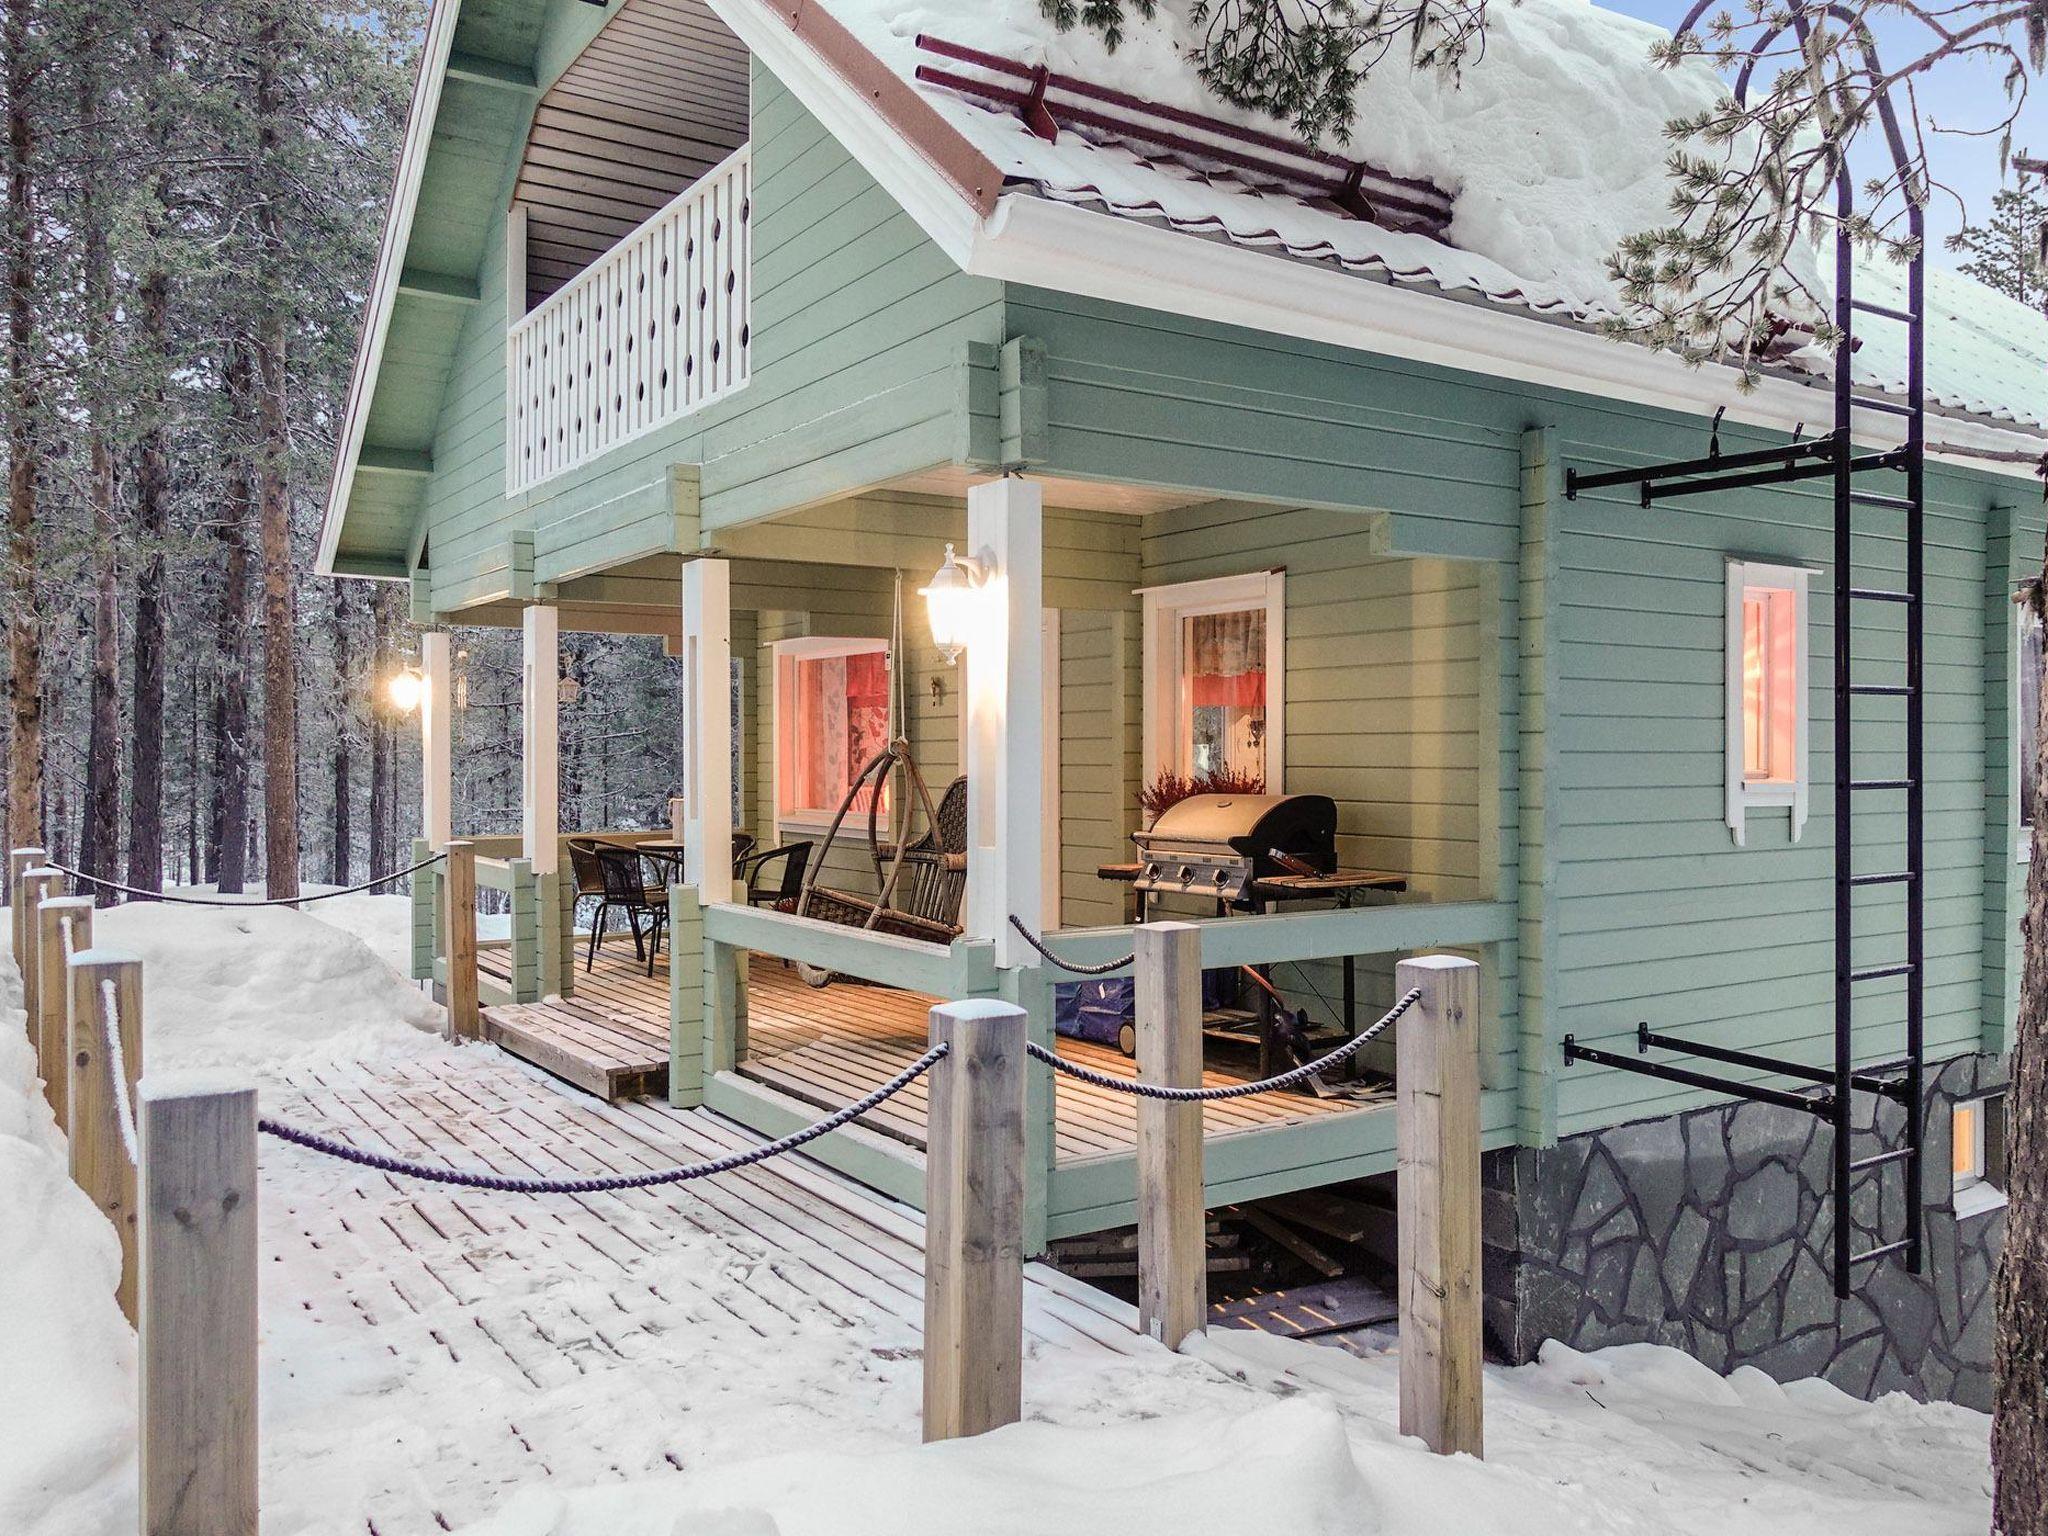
left=2017, top=604, right=2040, bottom=841
left=1725, top=561, right=1811, bottom=845
left=1953, top=1094, right=2007, bottom=1218
left=772, top=638, right=891, bottom=830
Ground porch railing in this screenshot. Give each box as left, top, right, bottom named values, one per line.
left=506, top=144, right=752, bottom=494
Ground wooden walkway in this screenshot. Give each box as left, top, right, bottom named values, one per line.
left=481, top=943, right=1383, bottom=1162
left=263, top=1048, right=1149, bottom=1534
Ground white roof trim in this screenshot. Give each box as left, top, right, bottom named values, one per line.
left=707, top=0, right=982, bottom=266
left=963, top=195, right=2046, bottom=473
left=316, top=0, right=463, bottom=579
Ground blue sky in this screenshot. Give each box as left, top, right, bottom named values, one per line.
left=1599, top=0, right=2046, bottom=267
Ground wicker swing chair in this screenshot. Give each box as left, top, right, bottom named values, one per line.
left=789, top=738, right=967, bottom=984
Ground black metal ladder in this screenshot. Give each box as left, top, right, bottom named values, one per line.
left=1560, top=187, right=1930, bottom=1298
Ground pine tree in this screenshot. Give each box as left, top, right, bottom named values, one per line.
left=1954, top=182, right=2048, bottom=312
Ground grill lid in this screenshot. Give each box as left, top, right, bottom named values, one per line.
left=1134, top=793, right=1337, bottom=861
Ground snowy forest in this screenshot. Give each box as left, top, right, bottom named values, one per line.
left=0, top=0, right=685, bottom=902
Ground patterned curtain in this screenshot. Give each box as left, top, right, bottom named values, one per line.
left=1187, top=609, right=1265, bottom=707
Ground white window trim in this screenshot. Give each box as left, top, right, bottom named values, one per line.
left=770, top=635, right=892, bottom=838
left=1139, top=570, right=1286, bottom=795
left=1725, top=560, right=1812, bottom=847
left=2014, top=604, right=2039, bottom=863
left=1953, top=1095, right=2008, bottom=1219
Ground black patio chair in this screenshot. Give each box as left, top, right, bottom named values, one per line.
left=586, top=842, right=668, bottom=976
left=738, top=840, right=813, bottom=908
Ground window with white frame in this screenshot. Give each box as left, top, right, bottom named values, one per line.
left=772, top=637, right=891, bottom=831
left=1725, top=560, right=1811, bottom=846
left=1952, top=1094, right=2007, bottom=1218
left=2017, top=603, right=2040, bottom=846
left=1140, top=571, right=1285, bottom=795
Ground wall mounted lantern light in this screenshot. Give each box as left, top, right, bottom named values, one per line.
left=919, top=543, right=988, bottom=666
left=385, top=666, right=425, bottom=715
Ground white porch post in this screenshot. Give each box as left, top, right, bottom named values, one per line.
left=681, top=558, right=733, bottom=905
left=521, top=603, right=560, bottom=875
left=964, top=477, right=1043, bottom=969
left=421, top=630, right=454, bottom=851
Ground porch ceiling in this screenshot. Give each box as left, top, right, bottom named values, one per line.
left=513, top=0, right=750, bottom=305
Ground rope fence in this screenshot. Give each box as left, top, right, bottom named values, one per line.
left=1007, top=915, right=1134, bottom=975
left=47, top=851, right=447, bottom=908
left=256, top=1043, right=948, bottom=1193
left=1026, top=986, right=1422, bottom=1101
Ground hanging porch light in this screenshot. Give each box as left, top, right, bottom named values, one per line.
left=919, top=544, right=987, bottom=666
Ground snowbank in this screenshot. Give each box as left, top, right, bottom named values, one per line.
left=836, top=0, right=1810, bottom=316
left=0, top=959, right=137, bottom=1536
left=93, top=899, right=444, bottom=1071
left=445, top=1328, right=1994, bottom=1536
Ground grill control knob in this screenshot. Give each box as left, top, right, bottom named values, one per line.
left=1144, top=862, right=1160, bottom=881
left=1214, top=869, right=1230, bottom=887
left=1177, top=864, right=1195, bottom=887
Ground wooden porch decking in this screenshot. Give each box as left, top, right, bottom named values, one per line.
left=482, top=942, right=1384, bottom=1163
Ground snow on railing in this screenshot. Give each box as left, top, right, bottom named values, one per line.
left=506, top=144, right=751, bottom=494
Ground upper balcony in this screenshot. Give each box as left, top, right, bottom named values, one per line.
left=506, top=144, right=753, bottom=495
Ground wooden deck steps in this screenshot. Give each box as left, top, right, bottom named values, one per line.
left=478, top=945, right=670, bottom=1101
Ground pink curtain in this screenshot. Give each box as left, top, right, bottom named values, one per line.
left=1187, top=609, right=1265, bottom=708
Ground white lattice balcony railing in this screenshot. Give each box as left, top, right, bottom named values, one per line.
left=507, top=145, right=751, bottom=494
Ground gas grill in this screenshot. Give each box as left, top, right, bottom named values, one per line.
left=1130, top=793, right=1338, bottom=908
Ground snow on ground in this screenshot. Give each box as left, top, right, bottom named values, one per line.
left=91, top=894, right=444, bottom=1071
left=0, top=894, right=1999, bottom=1536
left=451, top=1331, right=1993, bottom=1536
left=0, top=951, right=137, bottom=1536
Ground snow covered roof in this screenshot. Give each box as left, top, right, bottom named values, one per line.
left=803, top=0, right=2048, bottom=437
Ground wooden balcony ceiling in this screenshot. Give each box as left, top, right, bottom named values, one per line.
left=515, top=0, right=750, bottom=303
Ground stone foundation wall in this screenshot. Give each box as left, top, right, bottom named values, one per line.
left=1484, top=1053, right=2007, bottom=1408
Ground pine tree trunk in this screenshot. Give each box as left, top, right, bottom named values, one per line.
left=252, top=6, right=299, bottom=901
left=75, top=1, right=120, bottom=891
left=1994, top=564, right=2048, bottom=1536
left=2, top=0, right=40, bottom=855
left=125, top=16, right=175, bottom=899
left=330, top=584, right=352, bottom=886
left=211, top=348, right=254, bottom=895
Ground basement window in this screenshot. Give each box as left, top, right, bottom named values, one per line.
left=1952, top=1094, right=2007, bottom=1219
left=1725, top=561, right=1810, bottom=846
left=772, top=638, right=891, bottom=833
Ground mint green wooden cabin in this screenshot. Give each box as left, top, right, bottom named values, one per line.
left=321, top=0, right=2047, bottom=1399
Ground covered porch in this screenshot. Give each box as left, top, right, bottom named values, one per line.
left=418, top=466, right=1522, bottom=1245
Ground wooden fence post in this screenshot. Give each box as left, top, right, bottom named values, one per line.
left=10, top=844, right=45, bottom=966
left=18, top=865, right=60, bottom=1052
left=36, top=895, right=93, bottom=1127
left=140, top=1072, right=259, bottom=1536
left=69, top=947, right=143, bottom=1322
left=442, top=840, right=480, bottom=1040
left=1395, top=953, right=1483, bottom=1458
left=1136, top=921, right=1205, bottom=1350
left=923, top=996, right=1026, bottom=1442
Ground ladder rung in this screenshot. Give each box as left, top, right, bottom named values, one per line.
left=1851, top=298, right=1919, bottom=323
left=1850, top=395, right=1916, bottom=418
left=1850, top=962, right=1915, bottom=983
left=1847, top=684, right=1912, bottom=696
left=1850, top=1238, right=1913, bottom=1266
left=1848, top=871, right=1913, bottom=886
left=1849, top=779, right=1914, bottom=790
left=1849, top=586, right=1912, bottom=603
left=1850, top=1147, right=1915, bottom=1171
left=1850, top=490, right=1915, bottom=511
